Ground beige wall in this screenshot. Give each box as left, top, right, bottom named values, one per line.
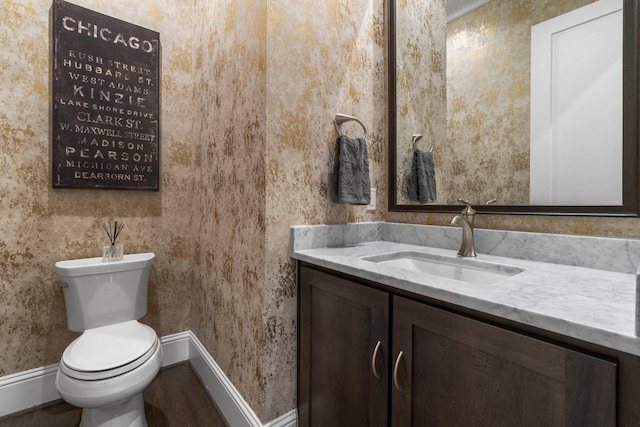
left=1, top=0, right=639, bottom=425
left=191, top=0, right=386, bottom=420
left=263, top=0, right=386, bottom=418
left=395, top=0, right=447, bottom=204
left=0, top=0, right=194, bottom=381
left=192, top=0, right=269, bottom=419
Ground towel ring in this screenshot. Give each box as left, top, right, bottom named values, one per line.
left=412, top=134, right=423, bottom=150
left=334, top=114, right=367, bottom=139
left=412, top=133, right=433, bottom=152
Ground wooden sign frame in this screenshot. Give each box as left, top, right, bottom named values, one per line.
left=52, top=0, right=160, bottom=191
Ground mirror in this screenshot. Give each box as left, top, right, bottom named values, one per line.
left=388, top=0, right=640, bottom=215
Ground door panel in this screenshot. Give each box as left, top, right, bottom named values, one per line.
left=392, top=296, right=616, bottom=427
left=299, top=267, right=389, bottom=427
left=530, top=0, right=623, bottom=205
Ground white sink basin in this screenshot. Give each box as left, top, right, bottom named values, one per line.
left=362, top=251, right=525, bottom=285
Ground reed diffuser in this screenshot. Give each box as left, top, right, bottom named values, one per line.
left=102, top=221, right=124, bottom=262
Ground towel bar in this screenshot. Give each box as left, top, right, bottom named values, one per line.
left=334, top=114, right=367, bottom=138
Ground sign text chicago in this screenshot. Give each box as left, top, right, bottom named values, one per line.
left=53, top=0, right=160, bottom=190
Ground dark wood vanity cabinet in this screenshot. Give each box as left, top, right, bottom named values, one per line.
left=392, top=296, right=616, bottom=427
left=299, top=265, right=621, bottom=427
left=299, top=265, right=389, bottom=427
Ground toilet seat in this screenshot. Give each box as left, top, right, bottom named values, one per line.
left=60, top=320, right=158, bottom=381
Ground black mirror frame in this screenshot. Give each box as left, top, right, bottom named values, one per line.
left=388, top=0, right=640, bottom=216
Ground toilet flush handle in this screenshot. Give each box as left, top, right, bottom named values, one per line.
left=58, top=282, right=69, bottom=288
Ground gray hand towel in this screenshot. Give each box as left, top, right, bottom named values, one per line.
left=334, top=135, right=371, bottom=205
left=409, top=149, right=437, bottom=204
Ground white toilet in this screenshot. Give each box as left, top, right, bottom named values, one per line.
left=55, top=253, right=163, bottom=427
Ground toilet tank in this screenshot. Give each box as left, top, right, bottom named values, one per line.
left=55, top=253, right=155, bottom=332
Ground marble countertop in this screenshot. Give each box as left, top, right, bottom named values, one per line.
left=291, top=224, right=640, bottom=357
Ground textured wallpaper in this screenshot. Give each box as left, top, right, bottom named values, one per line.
left=0, top=0, right=194, bottom=377
left=264, top=0, right=386, bottom=419
left=2, top=0, right=640, bottom=425
left=192, top=0, right=386, bottom=422
left=191, top=0, right=269, bottom=419
left=395, top=0, right=447, bottom=205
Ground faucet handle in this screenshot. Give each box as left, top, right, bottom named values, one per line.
left=486, top=199, right=497, bottom=205
left=457, top=199, right=475, bottom=216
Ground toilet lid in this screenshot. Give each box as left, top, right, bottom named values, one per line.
left=62, top=320, right=157, bottom=373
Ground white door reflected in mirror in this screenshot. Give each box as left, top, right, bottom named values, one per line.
left=530, top=0, right=623, bottom=205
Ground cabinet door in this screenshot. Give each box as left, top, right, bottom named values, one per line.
left=299, top=267, right=389, bottom=427
left=391, top=296, right=616, bottom=427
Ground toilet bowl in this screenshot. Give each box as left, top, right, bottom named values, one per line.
left=55, top=253, right=161, bottom=427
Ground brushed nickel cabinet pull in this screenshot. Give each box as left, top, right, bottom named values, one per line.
left=371, top=340, right=382, bottom=379
left=393, top=351, right=404, bottom=391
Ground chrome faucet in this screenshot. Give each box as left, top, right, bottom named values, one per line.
left=450, top=199, right=476, bottom=257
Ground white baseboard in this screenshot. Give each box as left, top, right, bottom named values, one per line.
left=0, top=364, right=60, bottom=418
left=264, top=409, right=298, bottom=427
left=158, top=330, right=192, bottom=366
left=0, top=331, right=298, bottom=427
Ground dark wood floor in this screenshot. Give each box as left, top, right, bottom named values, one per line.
left=0, top=362, right=229, bottom=427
